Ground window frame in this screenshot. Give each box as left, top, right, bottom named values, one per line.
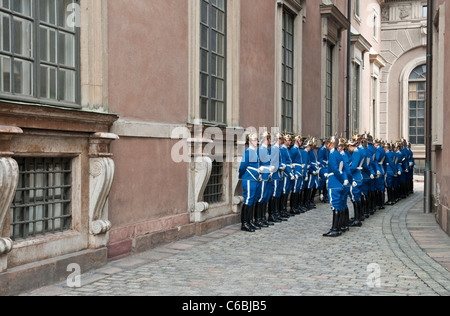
left=281, top=9, right=295, bottom=133
left=0, top=0, right=81, bottom=109
left=408, top=64, right=426, bottom=145
left=325, top=42, right=334, bottom=137
left=199, top=0, right=227, bottom=126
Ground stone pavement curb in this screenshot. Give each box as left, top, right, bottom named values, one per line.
left=382, top=188, right=450, bottom=296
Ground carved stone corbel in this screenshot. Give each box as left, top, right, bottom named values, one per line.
left=231, top=158, right=243, bottom=213
left=190, top=156, right=212, bottom=223
left=0, top=126, right=23, bottom=272
left=88, top=133, right=118, bottom=248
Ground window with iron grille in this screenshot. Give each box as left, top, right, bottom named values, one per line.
left=203, top=161, right=223, bottom=204
left=10, top=157, right=72, bottom=241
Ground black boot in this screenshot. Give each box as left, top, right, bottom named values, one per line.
left=304, top=189, right=313, bottom=210
left=268, top=198, right=282, bottom=223
left=369, top=191, right=375, bottom=215
left=350, top=201, right=362, bottom=227
left=290, top=193, right=300, bottom=215
left=298, top=192, right=308, bottom=213
left=256, top=203, right=269, bottom=228
left=378, top=191, right=385, bottom=209
left=241, top=205, right=255, bottom=232
left=261, top=202, right=274, bottom=226
left=344, top=207, right=350, bottom=231
left=280, top=194, right=291, bottom=218
left=249, top=204, right=261, bottom=230
left=323, top=210, right=342, bottom=238
left=275, top=197, right=288, bottom=221
left=310, top=187, right=317, bottom=208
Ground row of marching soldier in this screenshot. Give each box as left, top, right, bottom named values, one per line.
left=238, top=129, right=415, bottom=236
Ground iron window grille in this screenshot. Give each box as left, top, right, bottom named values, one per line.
left=0, top=0, right=80, bottom=108
left=203, top=161, right=223, bottom=204
left=10, top=157, right=72, bottom=241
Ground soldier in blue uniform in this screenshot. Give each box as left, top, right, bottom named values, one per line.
left=239, top=131, right=261, bottom=232
left=301, top=138, right=313, bottom=211
left=374, top=139, right=387, bottom=210
left=358, top=135, right=375, bottom=219
left=384, top=142, right=399, bottom=205
left=365, top=133, right=379, bottom=216
left=307, top=137, right=320, bottom=209
left=318, top=138, right=330, bottom=203
left=323, top=136, right=349, bottom=238
left=268, top=132, right=287, bottom=222
left=290, top=134, right=307, bottom=214
left=347, top=136, right=364, bottom=227
left=280, top=133, right=296, bottom=217
left=255, top=129, right=274, bottom=228
left=340, top=138, right=352, bottom=232
left=407, top=142, right=415, bottom=194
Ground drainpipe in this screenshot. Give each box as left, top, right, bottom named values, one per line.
left=424, top=0, right=433, bottom=214
left=346, top=0, right=352, bottom=139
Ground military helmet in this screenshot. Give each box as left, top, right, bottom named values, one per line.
left=260, top=128, right=271, bottom=141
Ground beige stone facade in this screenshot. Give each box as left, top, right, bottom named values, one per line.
left=379, top=0, right=427, bottom=161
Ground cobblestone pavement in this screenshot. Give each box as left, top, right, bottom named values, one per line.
left=25, top=183, right=450, bottom=296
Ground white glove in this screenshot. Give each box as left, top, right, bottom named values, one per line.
left=370, top=174, right=375, bottom=180
left=295, top=175, right=299, bottom=180
left=305, top=176, right=309, bottom=181
left=405, top=169, right=409, bottom=173
left=325, top=173, right=329, bottom=179
left=343, top=180, right=349, bottom=186
left=352, top=181, right=358, bottom=187
left=398, top=171, right=402, bottom=176
left=269, top=165, right=276, bottom=173
left=377, top=171, right=381, bottom=176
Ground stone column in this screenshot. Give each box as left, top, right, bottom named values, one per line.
left=88, top=132, right=119, bottom=249
left=0, top=126, right=22, bottom=272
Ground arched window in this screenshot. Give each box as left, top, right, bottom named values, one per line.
left=408, top=65, right=426, bottom=145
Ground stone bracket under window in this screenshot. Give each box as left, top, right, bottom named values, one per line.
left=0, top=126, right=23, bottom=272
left=88, top=133, right=119, bottom=248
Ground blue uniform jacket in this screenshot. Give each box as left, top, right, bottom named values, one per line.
left=367, top=143, right=380, bottom=176
left=239, top=147, right=260, bottom=181
left=300, top=148, right=310, bottom=180
left=270, top=144, right=282, bottom=181
left=349, top=148, right=364, bottom=182
left=385, top=150, right=399, bottom=176
left=258, top=144, right=271, bottom=181
left=376, top=146, right=387, bottom=175
left=318, top=145, right=329, bottom=170
left=308, top=149, right=318, bottom=175
left=280, top=145, right=293, bottom=178
left=359, top=145, right=375, bottom=180
left=290, top=145, right=304, bottom=179
left=328, top=148, right=347, bottom=189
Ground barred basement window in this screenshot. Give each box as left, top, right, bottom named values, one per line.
left=203, top=161, right=223, bottom=204
left=10, top=157, right=72, bottom=241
